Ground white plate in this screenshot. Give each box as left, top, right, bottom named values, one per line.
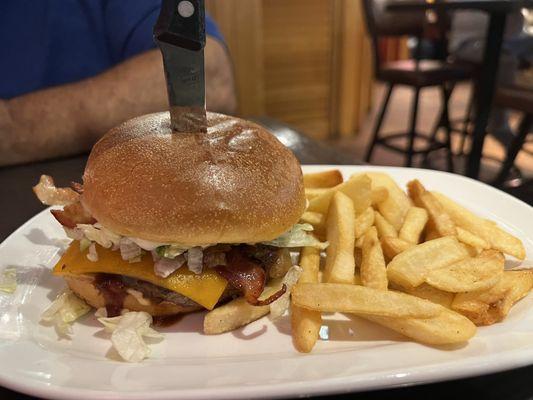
left=1, top=165, right=533, bottom=400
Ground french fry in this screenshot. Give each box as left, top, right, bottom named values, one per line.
left=361, top=227, right=388, bottom=290
left=425, top=250, right=504, bottom=292
left=408, top=180, right=456, bottom=237
left=303, top=169, right=343, bottom=188
left=299, top=246, right=321, bottom=283
left=354, top=247, right=362, bottom=268
left=355, top=207, right=375, bottom=239
left=204, top=282, right=282, bottom=334
left=355, top=235, right=365, bottom=249
left=433, top=192, right=525, bottom=260
left=292, top=247, right=322, bottom=353
left=307, top=174, right=371, bottom=215
left=300, top=211, right=326, bottom=239
left=300, top=211, right=325, bottom=228
left=362, top=307, right=476, bottom=345
left=456, top=227, right=490, bottom=250
left=305, top=188, right=329, bottom=201
left=463, top=244, right=480, bottom=257
left=387, top=236, right=470, bottom=288
left=380, top=236, right=414, bottom=262
left=363, top=172, right=412, bottom=231
left=374, top=211, right=398, bottom=238
left=345, top=174, right=372, bottom=214
left=392, top=282, right=454, bottom=308
left=354, top=269, right=362, bottom=285
left=204, top=298, right=269, bottom=335
left=324, top=192, right=356, bottom=284
left=424, top=224, right=440, bottom=241
left=371, top=186, right=388, bottom=205
left=292, top=283, right=442, bottom=318
left=452, top=271, right=533, bottom=325
left=399, top=207, right=428, bottom=244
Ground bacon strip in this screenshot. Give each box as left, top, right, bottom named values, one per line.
left=33, top=175, right=80, bottom=206
left=214, top=248, right=286, bottom=306
left=70, top=181, right=84, bottom=194
left=51, top=201, right=96, bottom=228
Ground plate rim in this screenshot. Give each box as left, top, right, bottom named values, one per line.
left=1, top=165, right=532, bottom=400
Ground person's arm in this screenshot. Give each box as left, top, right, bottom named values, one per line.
left=1, top=37, right=236, bottom=167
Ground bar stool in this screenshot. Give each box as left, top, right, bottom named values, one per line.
left=492, top=85, right=533, bottom=187
left=362, top=0, right=472, bottom=170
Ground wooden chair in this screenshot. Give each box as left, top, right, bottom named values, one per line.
left=492, top=85, right=533, bottom=187
left=362, top=0, right=472, bottom=169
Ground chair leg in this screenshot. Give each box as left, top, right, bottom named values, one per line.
left=365, top=84, right=394, bottom=163
left=440, top=84, right=454, bottom=172
left=458, top=85, right=475, bottom=156
left=493, top=113, right=532, bottom=187
left=428, top=82, right=455, bottom=143
left=423, top=83, right=454, bottom=168
left=406, top=87, right=421, bottom=168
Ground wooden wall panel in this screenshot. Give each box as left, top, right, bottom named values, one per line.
left=206, top=0, right=264, bottom=116
left=207, top=0, right=375, bottom=139
left=262, top=0, right=335, bottom=139
left=335, top=0, right=374, bottom=137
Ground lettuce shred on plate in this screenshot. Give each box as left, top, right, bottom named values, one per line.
left=0, top=267, right=17, bottom=294
left=97, top=311, right=163, bottom=363
left=41, top=289, right=91, bottom=336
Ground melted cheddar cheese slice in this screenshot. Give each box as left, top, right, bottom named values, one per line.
left=53, top=242, right=228, bottom=310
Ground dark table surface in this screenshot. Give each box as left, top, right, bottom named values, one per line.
left=1, top=121, right=533, bottom=399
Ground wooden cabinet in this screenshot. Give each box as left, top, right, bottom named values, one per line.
left=206, top=0, right=374, bottom=139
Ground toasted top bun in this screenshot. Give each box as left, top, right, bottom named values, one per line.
left=81, top=112, right=305, bottom=245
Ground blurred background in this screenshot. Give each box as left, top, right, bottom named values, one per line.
left=207, top=1, right=533, bottom=183
left=1, top=0, right=532, bottom=200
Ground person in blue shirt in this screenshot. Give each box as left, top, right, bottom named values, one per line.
left=0, top=1, right=236, bottom=166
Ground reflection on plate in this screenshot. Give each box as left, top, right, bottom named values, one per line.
left=1, top=166, right=533, bottom=400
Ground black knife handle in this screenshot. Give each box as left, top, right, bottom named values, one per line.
left=154, top=0, right=205, bottom=51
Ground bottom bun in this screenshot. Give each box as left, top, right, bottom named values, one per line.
left=65, top=275, right=201, bottom=316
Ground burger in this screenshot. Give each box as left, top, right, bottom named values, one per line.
left=34, top=112, right=324, bottom=319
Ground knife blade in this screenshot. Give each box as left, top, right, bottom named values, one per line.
left=154, top=0, right=207, bottom=133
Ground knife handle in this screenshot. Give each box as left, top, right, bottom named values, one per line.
left=154, top=0, right=205, bottom=51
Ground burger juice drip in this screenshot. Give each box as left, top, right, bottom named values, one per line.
left=94, top=274, right=127, bottom=317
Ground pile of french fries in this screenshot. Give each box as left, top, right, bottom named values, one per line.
left=205, top=169, right=531, bottom=353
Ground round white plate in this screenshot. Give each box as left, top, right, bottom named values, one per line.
left=1, top=165, right=533, bottom=400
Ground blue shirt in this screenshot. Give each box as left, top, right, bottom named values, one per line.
left=0, top=0, right=223, bottom=99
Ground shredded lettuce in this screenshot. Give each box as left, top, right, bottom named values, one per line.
left=154, top=256, right=186, bottom=278
left=97, top=311, right=163, bottom=363
left=0, top=267, right=17, bottom=294
left=156, top=245, right=189, bottom=259
left=79, top=238, right=91, bottom=252
left=41, top=289, right=91, bottom=336
left=261, top=224, right=328, bottom=250
left=77, top=224, right=121, bottom=249
left=119, top=238, right=142, bottom=262
left=269, top=265, right=303, bottom=320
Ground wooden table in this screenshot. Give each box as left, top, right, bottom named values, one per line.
left=388, top=0, right=533, bottom=179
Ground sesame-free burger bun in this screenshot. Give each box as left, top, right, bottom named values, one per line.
left=81, top=112, right=305, bottom=245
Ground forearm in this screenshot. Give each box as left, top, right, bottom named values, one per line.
left=1, top=37, right=237, bottom=167
left=1, top=50, right=167, bottom=166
